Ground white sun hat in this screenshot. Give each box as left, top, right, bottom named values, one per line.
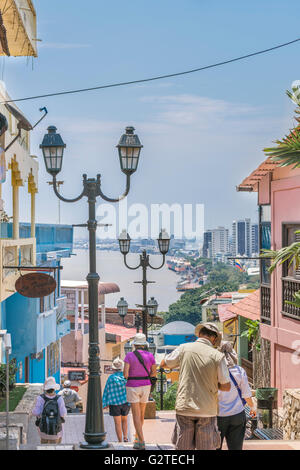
left=43, top=376, right=60, bottom=391
left=130, top=333, right=149, bottom=348
left=112, top=357, right=124, bottom=370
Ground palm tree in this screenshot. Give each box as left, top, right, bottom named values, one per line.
left=264, top=86, right=300, bottom=168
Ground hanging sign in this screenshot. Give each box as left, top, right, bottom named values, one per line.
left=15, top=272, right=56, bottom=298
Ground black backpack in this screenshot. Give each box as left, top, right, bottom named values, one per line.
left=39, top=394, right=62, bottom=435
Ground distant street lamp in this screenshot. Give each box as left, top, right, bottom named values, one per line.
left=40, top=125, right=142, bottom=450
left=118, top=229, right=170, bottom=339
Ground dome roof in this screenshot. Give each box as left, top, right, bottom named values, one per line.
left=160, top=321, right=195, bottom=335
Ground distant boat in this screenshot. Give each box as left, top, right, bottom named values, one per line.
left=167, top=258, right=191, bottom=273
left=177, top=282, right=201, bottom=292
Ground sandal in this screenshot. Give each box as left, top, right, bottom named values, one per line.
left=133, top=441, right=145, bottom=450
left=123, top=437, right=129, bottom=442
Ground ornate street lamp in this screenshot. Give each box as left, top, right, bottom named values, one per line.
left=147, top=297, right=159, bottom=319
left=157, top=229, right=171, bottom=255
left=117, top=126, right=143, bottom=175
left=118, top=229, right=170, bottom=338
left=41, top=125, right=142, bottom=450
left=40, top=126, right=66, bottom=176
left=118, top=230, right=131, bottom=256
left=117, top=297, right=128, bottom=324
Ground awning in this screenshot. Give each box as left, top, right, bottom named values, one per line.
left=236, top=156, right=278, bottom=192
left=61, top=280, right=120, bottom=295
left=227, top=289, right=260, bottom=321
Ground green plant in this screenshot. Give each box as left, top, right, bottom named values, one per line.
left=260, top=231, right=300, bottom=274
left=285, top=289, right=300, bottom=308
left=0, top=359, right=18, bottom=396
left=0, top=385, right=27, bottom=412
left=264, top=87, right=300, bottom=168
left=152, top=382, right=178, bottom=411
left=241, top=319, right=261, bottom=351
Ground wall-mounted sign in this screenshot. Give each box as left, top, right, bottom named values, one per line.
left=68, top=370, right=86, bottom=381
left=15, top=272, right=56, bottom=298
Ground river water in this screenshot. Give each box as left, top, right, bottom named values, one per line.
left=61, top=249, right=182, bottom=312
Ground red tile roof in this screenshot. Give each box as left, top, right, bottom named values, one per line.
left=105, top=323, right=136, bottom=342
left=227, top=289, right=260, bottom=321
left=218, top=304, right=237, bottom=322
left=237, top=156, right=278, bottom=192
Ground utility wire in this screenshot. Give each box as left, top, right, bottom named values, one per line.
left=2, top=37, right=300, bottom=104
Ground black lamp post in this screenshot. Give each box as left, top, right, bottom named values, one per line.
left=40, top=125, right=142, bottom=450
left=118, top=229, right=170, bottom=339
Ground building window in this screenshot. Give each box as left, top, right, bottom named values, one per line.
left=259, top=205, right=271, bottom=285
left=47, top=341, right=60, bottom=377
left=281, top=223, right=300, bottom=320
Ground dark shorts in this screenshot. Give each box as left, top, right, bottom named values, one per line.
left=109, top=403, right=130, bottom=417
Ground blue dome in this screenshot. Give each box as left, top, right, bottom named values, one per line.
left=160, top=321, right=195, bottom=335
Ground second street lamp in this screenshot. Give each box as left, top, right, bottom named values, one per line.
left=118, top=229, right=170, bottom=339
left=40, top=125, right=142, bottom=450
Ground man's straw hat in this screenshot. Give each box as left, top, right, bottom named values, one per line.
left=195, top=322, right=222, bottom=347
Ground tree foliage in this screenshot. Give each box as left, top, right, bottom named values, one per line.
left=162, top=261, right=252, bottom=325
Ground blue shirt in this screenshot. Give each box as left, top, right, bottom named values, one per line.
left=102, top=371, right=128, bottom=408
left=218, top=365, right=252, bottom=417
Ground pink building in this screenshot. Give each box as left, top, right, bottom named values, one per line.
left=238, top=156, right=300, bottom=404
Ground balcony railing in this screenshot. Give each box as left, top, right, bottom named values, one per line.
left=282, top=277, right=300, bottom=321
left=56, top=296, right=67, bottom=324
left=0, top=237, right=36, bottom=302
left=261, top=284, right=271, bottom=325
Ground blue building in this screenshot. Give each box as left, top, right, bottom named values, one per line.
left=0, top=222, right=73, bottom=385
left=156, top=321, right=197, bottom=347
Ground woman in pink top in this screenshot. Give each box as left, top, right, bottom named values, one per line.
left=123, top=333, right=156, bottom=450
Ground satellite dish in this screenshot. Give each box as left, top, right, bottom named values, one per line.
left=4, top=103, right=33, bottom=131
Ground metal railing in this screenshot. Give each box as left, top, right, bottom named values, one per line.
left=282, top=277, right=300, bottom=320
left=261, top=284, right=271, bottom=325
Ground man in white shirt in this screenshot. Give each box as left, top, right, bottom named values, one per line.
left=160, top=322, right=231, bottom=450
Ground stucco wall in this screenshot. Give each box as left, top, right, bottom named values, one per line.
left=259, top=174, right=300, bottom=404
left=283, top=389, right=300, bottom=440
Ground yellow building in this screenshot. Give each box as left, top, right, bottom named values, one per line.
left=0, top=0, right=38, bottom=359
left=0, top=0, right=37, bottom=57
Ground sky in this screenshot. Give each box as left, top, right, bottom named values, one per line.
left=2, top=0, right=300, bottom=239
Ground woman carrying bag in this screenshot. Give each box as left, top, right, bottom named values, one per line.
left=123, top=333, right=157, bottom=450
left=217, top=341, right=256, bottom=450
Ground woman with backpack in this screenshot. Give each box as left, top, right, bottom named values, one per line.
left=32, top=376, right=67, bottom=444
left=123, top=333, right=157, bottom=450
left=217, top=341, right=256, bottom=450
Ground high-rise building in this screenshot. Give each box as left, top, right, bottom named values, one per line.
left=251, top=223, right=259, bottom=255
left=202, top=230, right=212, bottom=258
left=202, top=227, right=229, bottom=259
left=232, top=218, right=251, bottom=257
left=211, top=226, right=229, bottom=258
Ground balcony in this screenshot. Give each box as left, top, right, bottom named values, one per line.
left=282, top=277, right=300, bottom=321
left=261, top=285, right=271, bottom=325
left=0, top=237, right=36, bottom=302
